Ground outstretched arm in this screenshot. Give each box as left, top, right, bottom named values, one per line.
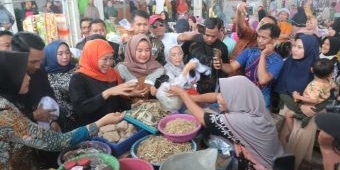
left=169, top=85, right=206, bottom=126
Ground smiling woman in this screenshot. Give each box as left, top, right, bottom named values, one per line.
left=69, top=39, right=138, bottom=128
left=115, top=34, right=164, bottom=99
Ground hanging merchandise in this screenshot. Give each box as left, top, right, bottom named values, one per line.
left=22, top=13, right=70, bottom=45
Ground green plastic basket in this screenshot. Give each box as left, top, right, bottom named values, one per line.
left=58, top=153, right=119, bottom=170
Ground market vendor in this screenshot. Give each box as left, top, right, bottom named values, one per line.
left=169, top=76, right=284, bottom=169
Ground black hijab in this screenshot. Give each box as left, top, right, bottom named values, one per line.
left=322, top=37, right=340, bottom=56
left=0, top=51, right=29, bottom=98
left=291, top=7, right=307, bottom=27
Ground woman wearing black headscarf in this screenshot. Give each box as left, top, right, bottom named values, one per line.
left=274, top=34, right=320, bottom=169
left=0, top=51, right=124, bottom=169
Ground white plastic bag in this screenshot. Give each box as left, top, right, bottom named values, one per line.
left=160, top=148, right=218, bottom=170
left=156, top=82, right=183, bottom=113
left=37, top=96, right=60, bottom=129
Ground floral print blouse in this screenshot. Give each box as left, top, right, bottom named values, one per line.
left=47, top=69, right=77, bottom=132
left=0, top=96, right=99, bottom=170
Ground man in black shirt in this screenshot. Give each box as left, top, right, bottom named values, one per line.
left=183, top=17, right=229, bottom=93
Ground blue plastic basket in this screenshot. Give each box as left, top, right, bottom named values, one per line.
left=124, top=115, right=159, bottom=134
left=93, top=127, right=150, bottom=157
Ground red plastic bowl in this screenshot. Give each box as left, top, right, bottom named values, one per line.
left=158, top=114, right=201, bottom=143
left=119, top=158, right=154, bottom=170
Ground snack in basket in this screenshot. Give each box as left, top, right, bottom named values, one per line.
left=98, top=120, right=137, bottom=143
left=137, top=136, right=192, bottom=164
left=164, top=118, right=197, bottom=134
left=124, top=100, right=169, bottom=127
left=62, top=147, right=103, bottom=162
left=63, top=157, right=113, bottom=170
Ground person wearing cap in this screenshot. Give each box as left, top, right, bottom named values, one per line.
left=277, top=8, right=293, bottom=42
left=117, top=10, right=165, bottom=65
left=149, top=14, right=197, bottom=63
left=315, top=113, right=340, bottom=170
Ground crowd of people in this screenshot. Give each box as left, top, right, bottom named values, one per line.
left=1, top=0, right=340, bottom=170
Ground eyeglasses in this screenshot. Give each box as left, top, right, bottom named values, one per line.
left=100, top=57, right=114, bottom=64
left=151, top=22, right=165, bottom=29
left=170, top=53, right=183, bottom=58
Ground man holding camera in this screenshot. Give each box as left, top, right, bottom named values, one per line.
left=189, top=17, right=229, bottom=63
left=230, top=1, right=278, bottom=61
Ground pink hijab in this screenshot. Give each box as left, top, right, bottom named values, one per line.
left=123, top=34, right=162, bottom=78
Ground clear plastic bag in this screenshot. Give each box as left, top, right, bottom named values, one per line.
left=159, top=148, right=218, bottom=170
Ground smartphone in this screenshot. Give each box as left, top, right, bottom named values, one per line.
left=197, top=24, right=206, bottom=34
left=246, top=6, right=253, bottom=15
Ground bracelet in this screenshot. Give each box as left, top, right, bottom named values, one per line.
left=49, top=119, right=58, bottom=127
left=87, top=123, right=99, bottom=137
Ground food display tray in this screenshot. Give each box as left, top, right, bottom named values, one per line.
left=93, top=126, right=150, bottom=156
left=124, top=115, right=159, bottom=134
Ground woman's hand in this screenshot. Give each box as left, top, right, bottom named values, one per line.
left=168, top=85, right=186, bottom=97
left=150, top=86, right=157, bottom=96
left=50, top=121, right=62, bottom=132
left=102, top=82, right=137, bottom=99
left=183, top=60, right=198, bottom=72
left=95, top=112, right=124, bottom=127
left=33, top=105, right=58, bottom=122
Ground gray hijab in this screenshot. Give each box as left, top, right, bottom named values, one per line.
left=164, top=45, right=184, bottom=81
left=219, top=76, right=284, bottom=168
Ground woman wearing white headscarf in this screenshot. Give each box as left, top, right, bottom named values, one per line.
left=169, top=76, right=284, bottom=169
left=164, top=45, right=197, bottom=85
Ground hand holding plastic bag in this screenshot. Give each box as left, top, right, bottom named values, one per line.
left=156, top=82, right=183, bottom=113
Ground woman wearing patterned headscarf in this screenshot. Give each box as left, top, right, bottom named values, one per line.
left=69, top=39, right=137, bottom=127
left=169, top=76, right=284, bottom=169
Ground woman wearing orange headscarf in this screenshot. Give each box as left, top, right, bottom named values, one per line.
left=69, top=39, right=136, bottom=127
